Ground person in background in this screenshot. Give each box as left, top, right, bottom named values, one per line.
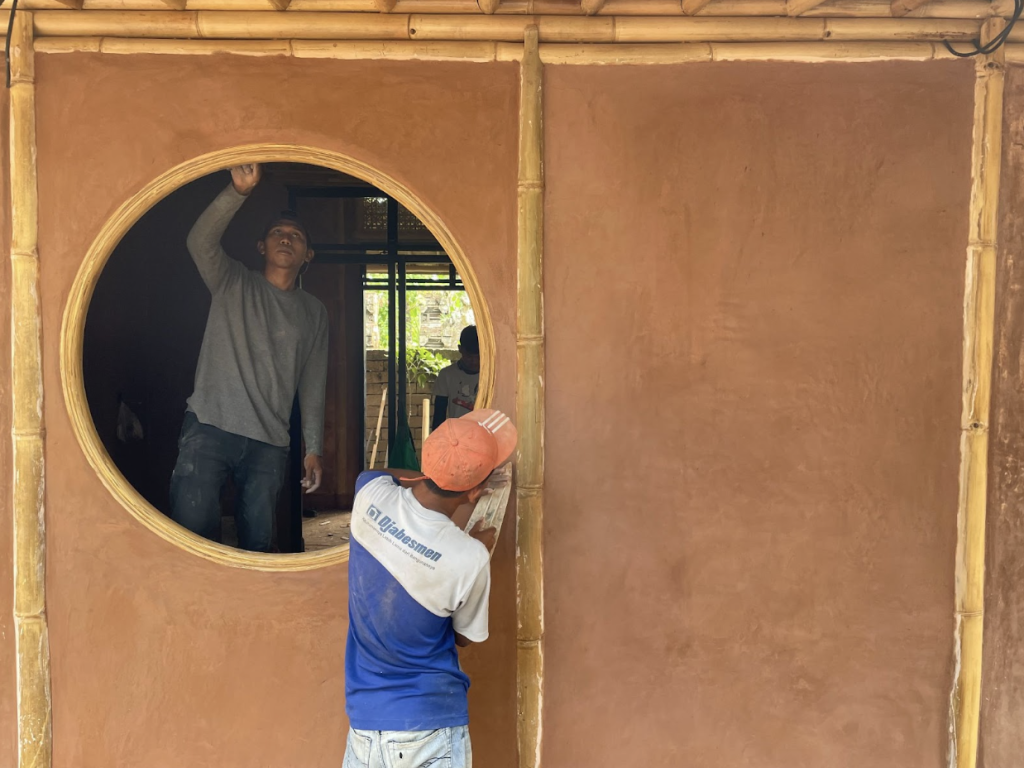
left=343, top=408, right=517, bottom=768
left=431, top=325, right=480, bottom=431
left=169, top=163, right=328, bottom=552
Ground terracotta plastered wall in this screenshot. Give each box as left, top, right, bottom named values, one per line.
left=981, top=63, right=1024, bottom=768
left=33, top=54, right=518, bottom=768
left=542, top=61, right=973, bottom=767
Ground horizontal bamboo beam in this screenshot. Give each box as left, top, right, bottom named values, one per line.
left=25, top=12, right=983, bottom=41
left=788, top=0, right=830, bottom=15
left=891, top=0, right=931, bottom=15
left=682, top=0, right=715, bottom=15
left=1002, top=43, right=1024, bottom=61
left=33, top=36, right=969, bottom=60
left=12, top=0, right=1017, bottom=16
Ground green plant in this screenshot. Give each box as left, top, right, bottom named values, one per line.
left=406, top=347, right=449, bottom=388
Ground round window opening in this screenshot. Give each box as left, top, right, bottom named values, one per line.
left=62, top=147, right=494, bottom=571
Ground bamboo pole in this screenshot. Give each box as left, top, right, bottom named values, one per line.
left=478, top=0, right=500, bottom=12
left=682, top=0, right=715, bottom=14
left=949, top=40, right=1004, bottom=768
left=9, top=13, right=52, bottom=768
left=33, top=36, right=971, bottom=60
left=891, top=0, right=932, bottom=16
left=10, top=0, right=1019, bottom=14
left=516, top=24, right=544, bottom=768
left=26, top=11, right=985, bottom=40
left=11, top=0, right=1015, bottom=15
left=580, top=0, right=606, bottom=14
left=787, top=0, right=830, bottom=16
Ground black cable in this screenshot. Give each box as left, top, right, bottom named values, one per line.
left=944, top=0, right=1023, bottom=57
left=4, top=0, right=19, bottom=89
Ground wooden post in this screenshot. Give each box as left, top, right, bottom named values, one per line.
left=9, top=12, right=52, bottom=768
left=516, top=24, right=545, bottom=768
left=951, top=41, right=1004, bottom=768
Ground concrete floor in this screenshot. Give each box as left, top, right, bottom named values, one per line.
left=302, top=509, right=352, bottom=551
left=219, top=509, right=352, bottom=552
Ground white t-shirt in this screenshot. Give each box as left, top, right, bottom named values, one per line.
left=433, top=362, right=479, bottom=419
left=345, top=472, right=491, bottom=730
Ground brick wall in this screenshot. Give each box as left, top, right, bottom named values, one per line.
left=364, top=350, right=457, bottom=468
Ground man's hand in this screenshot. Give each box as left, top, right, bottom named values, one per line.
left=302, top=453, right=323, bottom=494
left=468, top=520, right=497, bottom=552
left=230, top=164, right=262, bottom=196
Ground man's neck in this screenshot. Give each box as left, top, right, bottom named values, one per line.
left=263, top=265, right=300, bottom=291
left=410, top=483, right=461, bottom=519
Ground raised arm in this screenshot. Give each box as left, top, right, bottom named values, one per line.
left=185, top=165, right=261, bottom=293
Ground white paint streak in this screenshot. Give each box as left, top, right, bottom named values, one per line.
left=949, top=613, right=963, bottom=768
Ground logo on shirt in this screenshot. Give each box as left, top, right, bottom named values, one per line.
left=367, top=505, right=443, bottom=562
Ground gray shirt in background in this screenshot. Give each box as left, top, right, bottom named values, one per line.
left=185, top=184, right=329, bottom=456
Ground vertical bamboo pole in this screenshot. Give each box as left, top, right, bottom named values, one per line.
left=9, top=12, right=51, bottom=768
left=951, top=45, right=1004, bottom=768
left=516, top=23, right=544, bottom=768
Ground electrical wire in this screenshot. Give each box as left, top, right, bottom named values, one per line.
left=4, top=0, right=20, bottom=89
left=944, top=0, right=1023, bottom=57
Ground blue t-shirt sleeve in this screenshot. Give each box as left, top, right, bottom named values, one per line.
left=355, top=471, right=398, bottom=496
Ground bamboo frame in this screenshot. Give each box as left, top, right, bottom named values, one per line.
left=787, top=0, right=830, bottom=16
left=22, top=12, right=983, bottom=41
left=33, top=36, right=966, bottom=60
left=12, top=4, right=1024, bottom=768
left=516, top=24, right=544, bottom=768
left=891, top=0, right=932, bottom=15
left=59, top=144, right=495, bottom=572
left=950, top=46, right=1004, bottom=768
left=682, top=0, right=715, bottom=14
left=9, top=0, right=1020, bottom=17
left=9, top=13, right=53, bottom=768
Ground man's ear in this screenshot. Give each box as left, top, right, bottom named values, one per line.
left=466, top=483, right=488, bottom=505
left=305, top=248, right=315, bottom=264
left=256, top=240, right=266, bottom=256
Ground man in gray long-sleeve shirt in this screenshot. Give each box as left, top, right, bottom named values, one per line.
left=169, top=163, right=329, bottom=552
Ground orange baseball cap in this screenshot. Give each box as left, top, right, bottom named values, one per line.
left=422, top=409, right=518, bottom=492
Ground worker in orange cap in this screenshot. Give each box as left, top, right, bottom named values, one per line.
left=342, top=409, right=517, bottom=768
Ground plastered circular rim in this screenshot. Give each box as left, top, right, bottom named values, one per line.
left=60, top=144, right=495, bottom=572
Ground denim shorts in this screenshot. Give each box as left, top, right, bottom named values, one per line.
left=342, top=726, right=471, bottom=768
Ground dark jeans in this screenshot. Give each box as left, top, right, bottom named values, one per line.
left=169, top=412, right=288, bottom=553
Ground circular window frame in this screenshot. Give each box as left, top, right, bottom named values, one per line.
left=60, top=144, right=495, bottom=572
